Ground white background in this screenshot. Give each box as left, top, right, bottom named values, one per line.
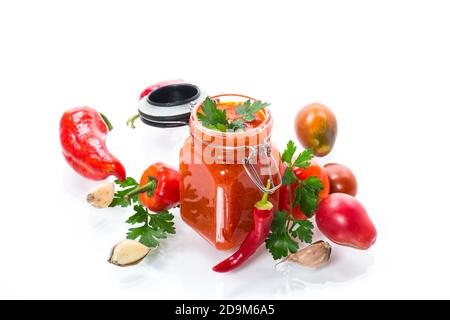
left=0, top=0, right=449, bottom=299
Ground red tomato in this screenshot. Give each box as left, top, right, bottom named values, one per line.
left=294, top=103, right=338, bottom=157
left=316, top=193, right=377, bottom=250
left=279, top=161, right=330, bottom=220
left=324, top=163, right=358, bottom=196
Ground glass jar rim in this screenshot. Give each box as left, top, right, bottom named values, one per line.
left=190, top=93, right=273, bottom=140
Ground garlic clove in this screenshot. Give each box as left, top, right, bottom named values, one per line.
left=281, top=240, right=332, bottom=268
left=86, top=182, right=115, bottom=208
left=108, top=239, right=151, bottom=267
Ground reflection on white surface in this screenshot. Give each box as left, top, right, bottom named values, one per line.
left=275, top=248, right=374, bottom=294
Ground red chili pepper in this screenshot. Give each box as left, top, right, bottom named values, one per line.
left=60, top=107, right=126, bottom=181
left=212, top=182, right=274, bottom=273
left=125, top=162, right=180, bottom=212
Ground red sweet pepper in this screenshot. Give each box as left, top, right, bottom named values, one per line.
left=125, top=162, right=180, bottom=212
left=60, top=107, right=126, bottom=181
left=212, top=182, right=274, bottom=273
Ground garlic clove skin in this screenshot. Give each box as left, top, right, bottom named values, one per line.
left=283, top=240, right=332, bottom=268
left=86, top=182, right=115, bottom=208
left=108, top=239, right=151, bottom=267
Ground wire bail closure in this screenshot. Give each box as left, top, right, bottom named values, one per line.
left=242, top=141, right=282, bottom=194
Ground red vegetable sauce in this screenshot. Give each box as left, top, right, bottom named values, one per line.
left=216, top=101, right=266, bottom=130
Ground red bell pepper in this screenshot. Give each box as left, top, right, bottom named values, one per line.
left=125, top=162, right=180, bottom=212
left=59, top=107, right=126, bottom=181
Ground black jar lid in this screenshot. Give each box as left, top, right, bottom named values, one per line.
left=137, top=83, right=203, bottom=127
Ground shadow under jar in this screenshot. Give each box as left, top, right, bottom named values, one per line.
left=179, top=94, right=281, bottom=250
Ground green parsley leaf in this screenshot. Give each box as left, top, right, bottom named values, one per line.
left=266, top=231, right=299, bottom=260
left=293, top=148, right=314, bottom=168
left=235, top=100, right=251, bottom=115
left=125, top=205, right=148, bottom=224
left=265, top=211, right=299, bottom=259
left=248, top=100, right=270, bottom=114
left=236, top=100, right=270, bottom=119
left=303, top=176, right=324, bottom=191
left=109, top=177, right=140, bottom=208
left=270, top=210, right=289, bottom=232
left=290, top=219, right=314, bottom=243
left=197, top=97, right=228, bottom=132
left=125, top=206, right=176, bottom=248
left=300, top=176, right=323, bottom=217
left=229, top=119, right=245, bottom=131
left=281, top=140, right=297, bottom=165
left=282, top=167, right=297, bottom=186
left=115, top=177, right=139, bottom=188
left=127, top=224, right=164, bottom=248
left=197, top=97, right=270, bottom=132
left=148, top=211, right=176, bottom=235
left=293, top=185, right=302, bottom=207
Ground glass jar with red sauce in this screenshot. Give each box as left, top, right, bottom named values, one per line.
left=180, top=94, right=281, bottom=250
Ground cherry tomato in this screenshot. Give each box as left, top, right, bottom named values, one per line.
left=316, top=193, right=377, bottom=250
left=294, top=103, right=337, bottom=157
left=324, top=163, right=358, bottom=196
left=279, top=161, right=330, bottom=220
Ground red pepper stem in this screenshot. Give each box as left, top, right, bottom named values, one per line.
left=99, top=112, right=113, bottom=131
left=124, top=178, right=157, bottom=200
left=255, top=180, right=273, bottom=210
left=126, top=114, right=140, bottom=129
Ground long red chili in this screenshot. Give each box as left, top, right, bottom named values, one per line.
left=60, top=107, right=126, bottom=181
left=125, top=162, right=180, bottom=212
left=212, top=182, right=274, bottom=273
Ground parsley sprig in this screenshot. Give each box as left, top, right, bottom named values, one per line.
left=126, top=205, right=175, bottom=248
left=109, top=177, right=176, bottom=248
left=109, top=177, right=140, bottom=208
left=265, top=141, right=323, bottom=260
left=197, top=97, right=270, bottom=132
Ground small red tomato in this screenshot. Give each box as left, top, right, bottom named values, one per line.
left=279, top=161, right=330, bottom=220
left=316, top=193, right=377, bottom=250
left=324, top=163, right=358, bottom=196
left=295, top=103, right=337, bottom=157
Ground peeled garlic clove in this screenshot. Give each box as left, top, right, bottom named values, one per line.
left=282, top=240, right=332, bottom=268
left=108, top=239, right=151, bottom=267
left=86, top=182, right=115, bottom=208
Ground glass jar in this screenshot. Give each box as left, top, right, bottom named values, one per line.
left=179, top=94, right=281, bottom=250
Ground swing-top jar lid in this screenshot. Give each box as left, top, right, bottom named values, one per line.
left=137, top=83, right=205, bottom=128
